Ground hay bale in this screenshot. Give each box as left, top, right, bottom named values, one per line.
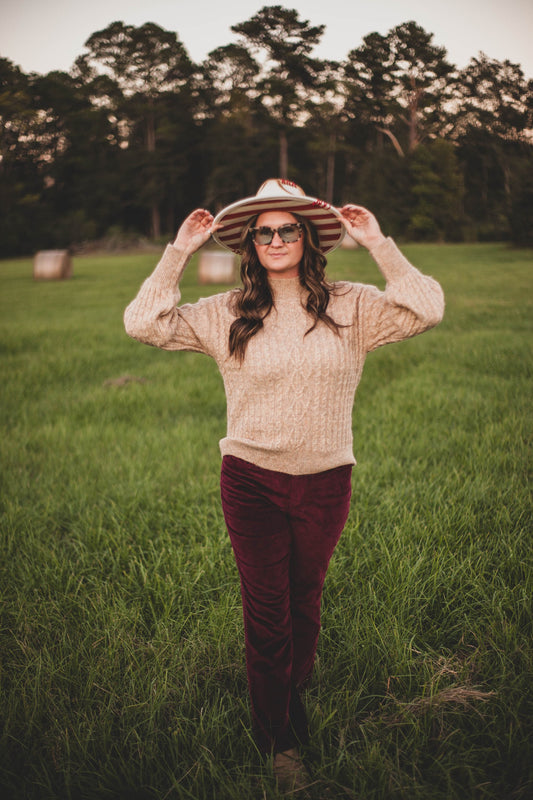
left=33, top=250, right=72, bottom=280
left=198, top=248, right=237, bottom=284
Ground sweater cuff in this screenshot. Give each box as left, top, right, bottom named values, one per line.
left=145, top=244, right=191, bottom=293
left=369, top=237, right=416, bottom=283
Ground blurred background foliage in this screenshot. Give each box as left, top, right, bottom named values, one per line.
left=1, top=6, right=532, bottom=256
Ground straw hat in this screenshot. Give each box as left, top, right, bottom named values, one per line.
left=212, top=179, right=345, bottom=254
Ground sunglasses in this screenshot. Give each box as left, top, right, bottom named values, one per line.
left=250, top=223, right=303, bottom=245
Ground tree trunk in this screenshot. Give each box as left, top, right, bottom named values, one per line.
left=151, top=205, right=161, bottom=240
left=326, top=132, right=336, bottom=203
left=146, top=109, right=156, bottom=153
left=279, top=129, right=288, bottom=178
left=502, top=160, right=512, bottom=214
left=377, top=127, right=405, bottom=157
left=146, top=104, right=161, bottom=239
left=408, top=77, right=422, bottom=152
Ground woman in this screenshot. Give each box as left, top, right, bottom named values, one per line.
left=124, top=179, right=445, bottom=792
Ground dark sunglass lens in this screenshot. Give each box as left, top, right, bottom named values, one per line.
left=255, top=227, right=273, bottom=244
left=279, top=224, right=300, bottom=242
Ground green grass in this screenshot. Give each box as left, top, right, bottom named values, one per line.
left=0, top=243, right=532, bottom=799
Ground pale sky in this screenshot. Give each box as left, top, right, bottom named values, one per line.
left=1, top=0, right=532, bottom=78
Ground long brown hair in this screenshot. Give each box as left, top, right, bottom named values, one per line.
left=228, top=214, right=344, bottom=362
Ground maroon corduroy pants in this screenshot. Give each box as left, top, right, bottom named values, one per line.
left=220, top=454, right=352, bottom=754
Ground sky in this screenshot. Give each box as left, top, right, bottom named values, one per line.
left=1, top=0, right=532, bottom=79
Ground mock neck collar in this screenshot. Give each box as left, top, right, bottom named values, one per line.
left=268, top=275, right=304, bottom=302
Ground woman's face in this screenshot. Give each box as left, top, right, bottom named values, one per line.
left=252, top=210, right=304, bottom=279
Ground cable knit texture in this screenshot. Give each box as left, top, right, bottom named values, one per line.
left=124, top=237, right=444, bottom=474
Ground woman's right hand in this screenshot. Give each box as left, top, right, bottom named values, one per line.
left=173, top=209, right=222, bottom=254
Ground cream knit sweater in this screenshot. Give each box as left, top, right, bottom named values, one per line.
left=124, top=238, right=444, bottom=474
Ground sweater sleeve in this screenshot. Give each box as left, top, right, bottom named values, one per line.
left=356, top=237, right=445, bottom=353
left=123, top=244, right=226, bottom=356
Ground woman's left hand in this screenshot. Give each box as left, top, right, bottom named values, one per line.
left=339, top=205, right=386, bottom=251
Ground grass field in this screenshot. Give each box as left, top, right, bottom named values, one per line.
left=0, top=242, right=532, bottom=799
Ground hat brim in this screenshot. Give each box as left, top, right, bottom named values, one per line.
left=212, top=194, right=346, bottom=254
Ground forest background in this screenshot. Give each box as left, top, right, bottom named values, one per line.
left=1, top=4, right=532, bottom=257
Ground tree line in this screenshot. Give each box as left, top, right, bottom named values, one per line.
left=1, top=5, right=532, bottom=256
